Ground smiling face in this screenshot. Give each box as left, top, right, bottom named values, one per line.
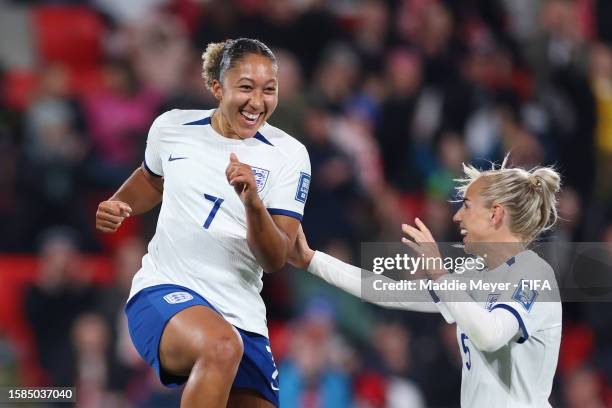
left=212, top=53, right=278, bottom=139
left=452, top=177, right=498, bottom=252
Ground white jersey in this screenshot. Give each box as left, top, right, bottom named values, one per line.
left=447, top=250, right=562, bottom=408
left=128, top=109, right=311, bottom=337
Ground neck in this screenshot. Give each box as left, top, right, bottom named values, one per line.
left=482, top=241, right=525, bottom=269
left=212, top=110, right=242, bottom=140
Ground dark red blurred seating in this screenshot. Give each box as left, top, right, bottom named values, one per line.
left=3, top=69, right=39, bottom=111
left=32, top=6, right=105, bottom=69
left=0, top=256, right=114, bottom=385
left=69, top=66, right=106, bottom=96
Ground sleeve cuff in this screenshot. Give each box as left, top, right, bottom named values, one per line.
left=306, top=250, right=322, bottom=275
left=267, top=208, right=303, bottom=221
left=143, top=160, right=162, bottom=178
left=427, top=279, right=441, bottom=303
left=490, top=304, right=529, bottom=343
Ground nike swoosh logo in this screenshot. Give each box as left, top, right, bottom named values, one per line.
left=168, top=154, right=188, bottom=161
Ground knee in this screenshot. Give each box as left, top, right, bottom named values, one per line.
left=197, top=329, right=243, bottom=373
left=213, top=332, right=244, bottom=368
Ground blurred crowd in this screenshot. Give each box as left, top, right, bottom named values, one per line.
left=1, top=0, right=612, bottom=406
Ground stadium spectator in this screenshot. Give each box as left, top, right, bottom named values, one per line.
left=24, top=227, right=99, bottom=386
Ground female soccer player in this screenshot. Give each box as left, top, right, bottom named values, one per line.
left=289, top=158, right=562, bottom=407
left=96, top=38, right=310, bottom=407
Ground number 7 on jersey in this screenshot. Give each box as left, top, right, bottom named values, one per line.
left=202, top=194, right=224, bottom=229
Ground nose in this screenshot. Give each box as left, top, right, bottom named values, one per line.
left=248, top=89, right=263, bottom=111
left=453, top=207, right=462, bottom=223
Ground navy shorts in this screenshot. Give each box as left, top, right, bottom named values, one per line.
left=125, top=284, right=279, bottom=406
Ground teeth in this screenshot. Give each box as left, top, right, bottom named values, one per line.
left=241, top=111, right=259, bottom=121
left=460, top=229, right=468, bottom=236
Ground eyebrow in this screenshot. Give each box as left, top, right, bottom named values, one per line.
left=237, top=77, right=277, bottom=84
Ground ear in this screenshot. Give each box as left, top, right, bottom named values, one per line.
left=211, top=79, right=223, bottom=101
left=490, top=204, right=505, bottom=227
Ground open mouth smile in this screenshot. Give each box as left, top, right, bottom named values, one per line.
left=240, top=110, right=262, bottom=126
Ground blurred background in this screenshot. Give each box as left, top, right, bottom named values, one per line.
left=0, top=0, right=611, bottom=406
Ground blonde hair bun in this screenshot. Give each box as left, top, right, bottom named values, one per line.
left=455, top=155, right=562, bottom=243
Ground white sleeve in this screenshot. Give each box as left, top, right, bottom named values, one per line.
left=445, top=301, right=519, bottom=352
left=489, top=282, right=540, bottom=344
left=264, top=145, right=310, bottom=221
left=308, top=251, right=442, bottom=313
left=489, top=255, right=557, bottom=343
left=143, top=114, right=165, bottom=178
left=434, top=277, right=520, bottom=352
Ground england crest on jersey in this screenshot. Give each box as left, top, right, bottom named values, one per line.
left=251, top=166, right=270, bottom=193
left=486, top=293, right=500, bottom=311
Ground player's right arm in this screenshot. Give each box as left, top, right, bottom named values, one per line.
left=97, top=112, right=167, bottom=233
left=289, top=225, right=442, bottom=313
left=95, top=163, right=163, bottom=233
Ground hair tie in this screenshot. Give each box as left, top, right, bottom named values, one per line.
left=529, top=175, right=541, bottom=189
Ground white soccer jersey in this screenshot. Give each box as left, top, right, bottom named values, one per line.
left=127, top=109, right=311, bottom=337
left=445, top=250, right=562, bottom=408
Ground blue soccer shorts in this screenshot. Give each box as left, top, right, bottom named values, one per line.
left=125, top=284, right=279, bottom=406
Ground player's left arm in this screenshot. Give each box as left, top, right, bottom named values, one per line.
left=247, top=205, right=299, bottom=273
left=226, top=153, right=299, bottom=272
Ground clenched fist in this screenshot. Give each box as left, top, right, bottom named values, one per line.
left=96, top=200, right=133, bottom=233
left=226, top=153, right=259, bottom=206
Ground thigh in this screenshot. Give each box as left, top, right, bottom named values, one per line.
left=159, top=305, right=242, bottom=377
left=227, top=389, right=276, bottom=408
left=231, top=329, right=279, bottom=407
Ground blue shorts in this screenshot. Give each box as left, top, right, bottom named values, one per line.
left=125, top=284, right=279, bottom=406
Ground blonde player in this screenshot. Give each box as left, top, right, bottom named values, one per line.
left=96, top=38, right=310, bottom=407
left=289, top=158, right=562, bottom=407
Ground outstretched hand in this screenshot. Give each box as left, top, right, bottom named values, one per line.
left=96, top=200, right=132, bottom=233
left=226, top=153, right=259, bottom=206
left=401, top=218, right=447, bottom=280
left=288, top=224, right=315, bottom=269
